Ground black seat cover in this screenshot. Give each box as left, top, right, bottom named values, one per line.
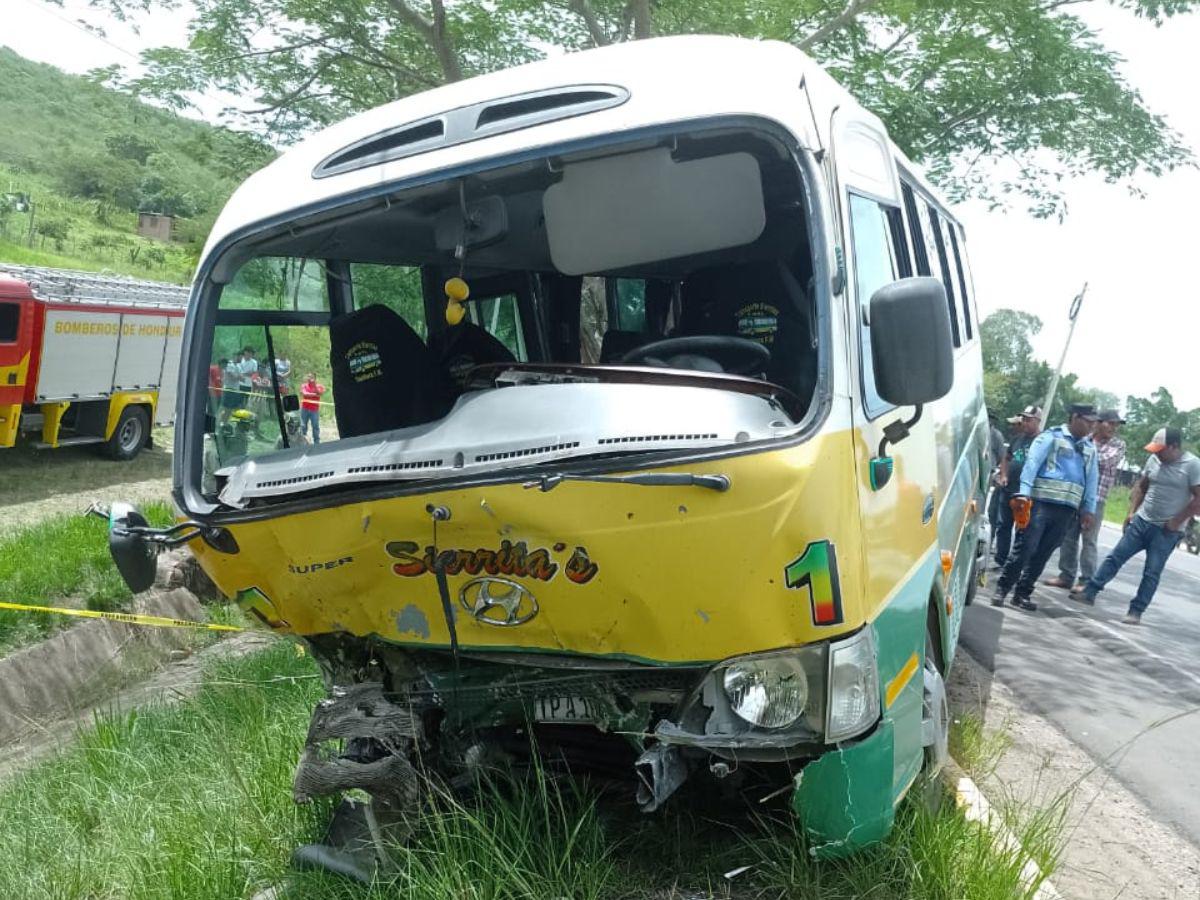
left=680, top=261, right=815, bottom=399
left=428, top=321, right=516, bottom=389
left=329, top=304, right=451, bottom=437
left=600, top=329, right=644, bottom=362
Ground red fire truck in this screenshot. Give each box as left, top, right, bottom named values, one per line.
left=0, top=266, right=189, bottom=459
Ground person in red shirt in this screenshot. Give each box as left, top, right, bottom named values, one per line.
left=208, top=358, right=226, bottom=417
left=300, top=372, right=326, bottom=444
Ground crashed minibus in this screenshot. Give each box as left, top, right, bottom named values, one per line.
left=106, top=35, right=988, bottom=878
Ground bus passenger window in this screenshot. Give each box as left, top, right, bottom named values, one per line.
left=900, top=183, right=930, bottom=277
left=471, top=294, right=527, bottom=361
left=848, top=193, right=900, bottom=418
left=948, top=225, right=974, bottom=342
left=612, top=278, right=647, bottom=332
left=924, top=203, right=961, bottom=348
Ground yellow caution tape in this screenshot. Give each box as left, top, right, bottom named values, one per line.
left=0, top=600, right=243, bottom=632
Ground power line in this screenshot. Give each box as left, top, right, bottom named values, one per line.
left=13, top=0, right=142, bottom=62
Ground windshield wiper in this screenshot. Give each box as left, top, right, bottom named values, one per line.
left=523, top=472, right=731, bottom=493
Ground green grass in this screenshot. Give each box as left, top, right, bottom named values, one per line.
left=0, top=237, right=109, bottom=271
left=0, top=642, right=327, bottom=899
left=1104, top=485, right=1131, bottom=525
left=0, top=502, right=176, bottom=655
left=0, top=643, right=1064, bottom=899
left=950, top=710, right=1012, bottom=780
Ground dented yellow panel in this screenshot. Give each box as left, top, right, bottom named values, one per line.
left=193, top=428, right=934, bottom=664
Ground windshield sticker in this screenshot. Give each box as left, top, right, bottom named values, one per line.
left=784, top=540, right=844, bottom=626
left=734, top=303, right=779, bottom=345
left=385, top=540, right=600, bottom=585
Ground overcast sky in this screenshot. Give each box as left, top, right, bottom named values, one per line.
left=4, top=0, right=1199, bottom=410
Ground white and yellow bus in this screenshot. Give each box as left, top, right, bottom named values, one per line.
left=110, top=35, right=987, bottom=876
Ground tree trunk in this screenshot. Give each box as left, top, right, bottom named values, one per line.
left=630, top=0, right=652, bottom=40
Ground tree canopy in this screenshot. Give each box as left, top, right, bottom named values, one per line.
left=979, top=308, right=1200, bottom=462
left=76, top=0, right=1197, bottom=217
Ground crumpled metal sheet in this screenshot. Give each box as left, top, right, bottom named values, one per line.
left=293, top=682, right=423, bottom=807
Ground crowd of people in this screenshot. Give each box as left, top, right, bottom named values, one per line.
left=988, top=405, right=1200, bottom=624
left=206, top=347, right=327, bottom=444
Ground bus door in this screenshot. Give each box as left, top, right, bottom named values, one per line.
left=829, top=106, right=935, bottom=796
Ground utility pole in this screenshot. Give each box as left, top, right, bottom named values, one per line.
left=1040, top=283, right=1087, bottom=430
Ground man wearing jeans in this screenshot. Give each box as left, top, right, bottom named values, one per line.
left=1073, top=427, right=1200, bottom=624
left=300, top=372, right=326, bottom=444
left=993, top=405, right=1099, bottom=611
left=993, top=406, right=1042, bottom=568
left=1046, top=409, right=1126, bottom=589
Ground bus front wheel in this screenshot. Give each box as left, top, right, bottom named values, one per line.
left=922, top=627, right=950, bottom=776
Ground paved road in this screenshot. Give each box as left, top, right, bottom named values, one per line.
left=960, top=521, right=1200, bottom=848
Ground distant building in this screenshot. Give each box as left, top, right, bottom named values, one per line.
left=137, top=212, right=175, bottom=242
left=3, top=192, right=30, bottom=212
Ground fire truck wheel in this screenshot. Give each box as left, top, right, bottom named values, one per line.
left=103, top=406, right=150, bottom=460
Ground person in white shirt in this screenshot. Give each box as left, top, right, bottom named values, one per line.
left=236, top=347, right=258, bottom=398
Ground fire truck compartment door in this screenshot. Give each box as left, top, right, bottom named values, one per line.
left=113, top=315, right=170, bottom=391
left=36, top=310, right=121, bottom=401
left=154, top=321, right=183, bottom=425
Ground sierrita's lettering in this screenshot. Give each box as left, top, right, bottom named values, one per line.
left=385, top=539, right=599, bottom=584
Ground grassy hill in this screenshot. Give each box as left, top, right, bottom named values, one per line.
left=0, top=47, right=272, bottom=283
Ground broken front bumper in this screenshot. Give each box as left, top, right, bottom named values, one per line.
left=794, top=719, right=896, bottom=857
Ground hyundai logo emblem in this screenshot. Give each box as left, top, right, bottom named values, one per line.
left=459, top=577, right=539, bottom=627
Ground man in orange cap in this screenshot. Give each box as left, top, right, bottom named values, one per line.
left=1072, top=427, right=1200, bottom=623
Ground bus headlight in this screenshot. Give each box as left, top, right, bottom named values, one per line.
left=722, top=655, right=810, bottom=729
left=825, top=629, right=880, bottom=743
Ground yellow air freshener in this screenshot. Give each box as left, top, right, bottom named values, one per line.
left=445, top=277, right=469, bottom=325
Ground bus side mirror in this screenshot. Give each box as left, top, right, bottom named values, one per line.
left=869, top=277, right=954, bottom=407
left=105, top=502, right=159, bottom=593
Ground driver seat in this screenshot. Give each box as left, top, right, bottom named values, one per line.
left=679, top=261, right=815, bottom=398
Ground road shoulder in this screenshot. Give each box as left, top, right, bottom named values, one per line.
left=949, top=649, right=1200, bottom=900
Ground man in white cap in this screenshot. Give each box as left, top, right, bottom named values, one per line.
left=1046, top=409, right=1126, bottom=590
left=1072, top=427, right=1200, bottom=623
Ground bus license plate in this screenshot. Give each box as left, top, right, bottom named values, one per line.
left=535, top=695, right=597, bottom=723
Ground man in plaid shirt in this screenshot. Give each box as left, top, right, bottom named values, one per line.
left=1046, top=409, right=1126, bottom=590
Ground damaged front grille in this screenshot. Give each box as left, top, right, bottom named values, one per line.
left=402, top=666, right=701, bottom=712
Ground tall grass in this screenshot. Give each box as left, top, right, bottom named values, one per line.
left=0, top=643, right=327, bottom=900
left=0, top=501, right=176, bottom=654
left=950, top=710, right=1012, bottom=779
left=0, top=642, right=1065, bottom=899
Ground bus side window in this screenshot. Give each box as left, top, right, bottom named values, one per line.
left=351, top=264, right=427, bottom=338
left=900, top=182, right=930, bottom=276
left=848, top=193, right=901, bottom=419
left=925, top=203, right=962, bottom=348
left=948, top=224, right=975, bottom=343
left=471, top=294, right=528, bottom=361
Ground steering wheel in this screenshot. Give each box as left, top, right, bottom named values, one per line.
left=620, top=336, right=770, bottom=376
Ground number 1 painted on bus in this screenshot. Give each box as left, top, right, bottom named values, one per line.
left=785, top=540, right=844, bottom=626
